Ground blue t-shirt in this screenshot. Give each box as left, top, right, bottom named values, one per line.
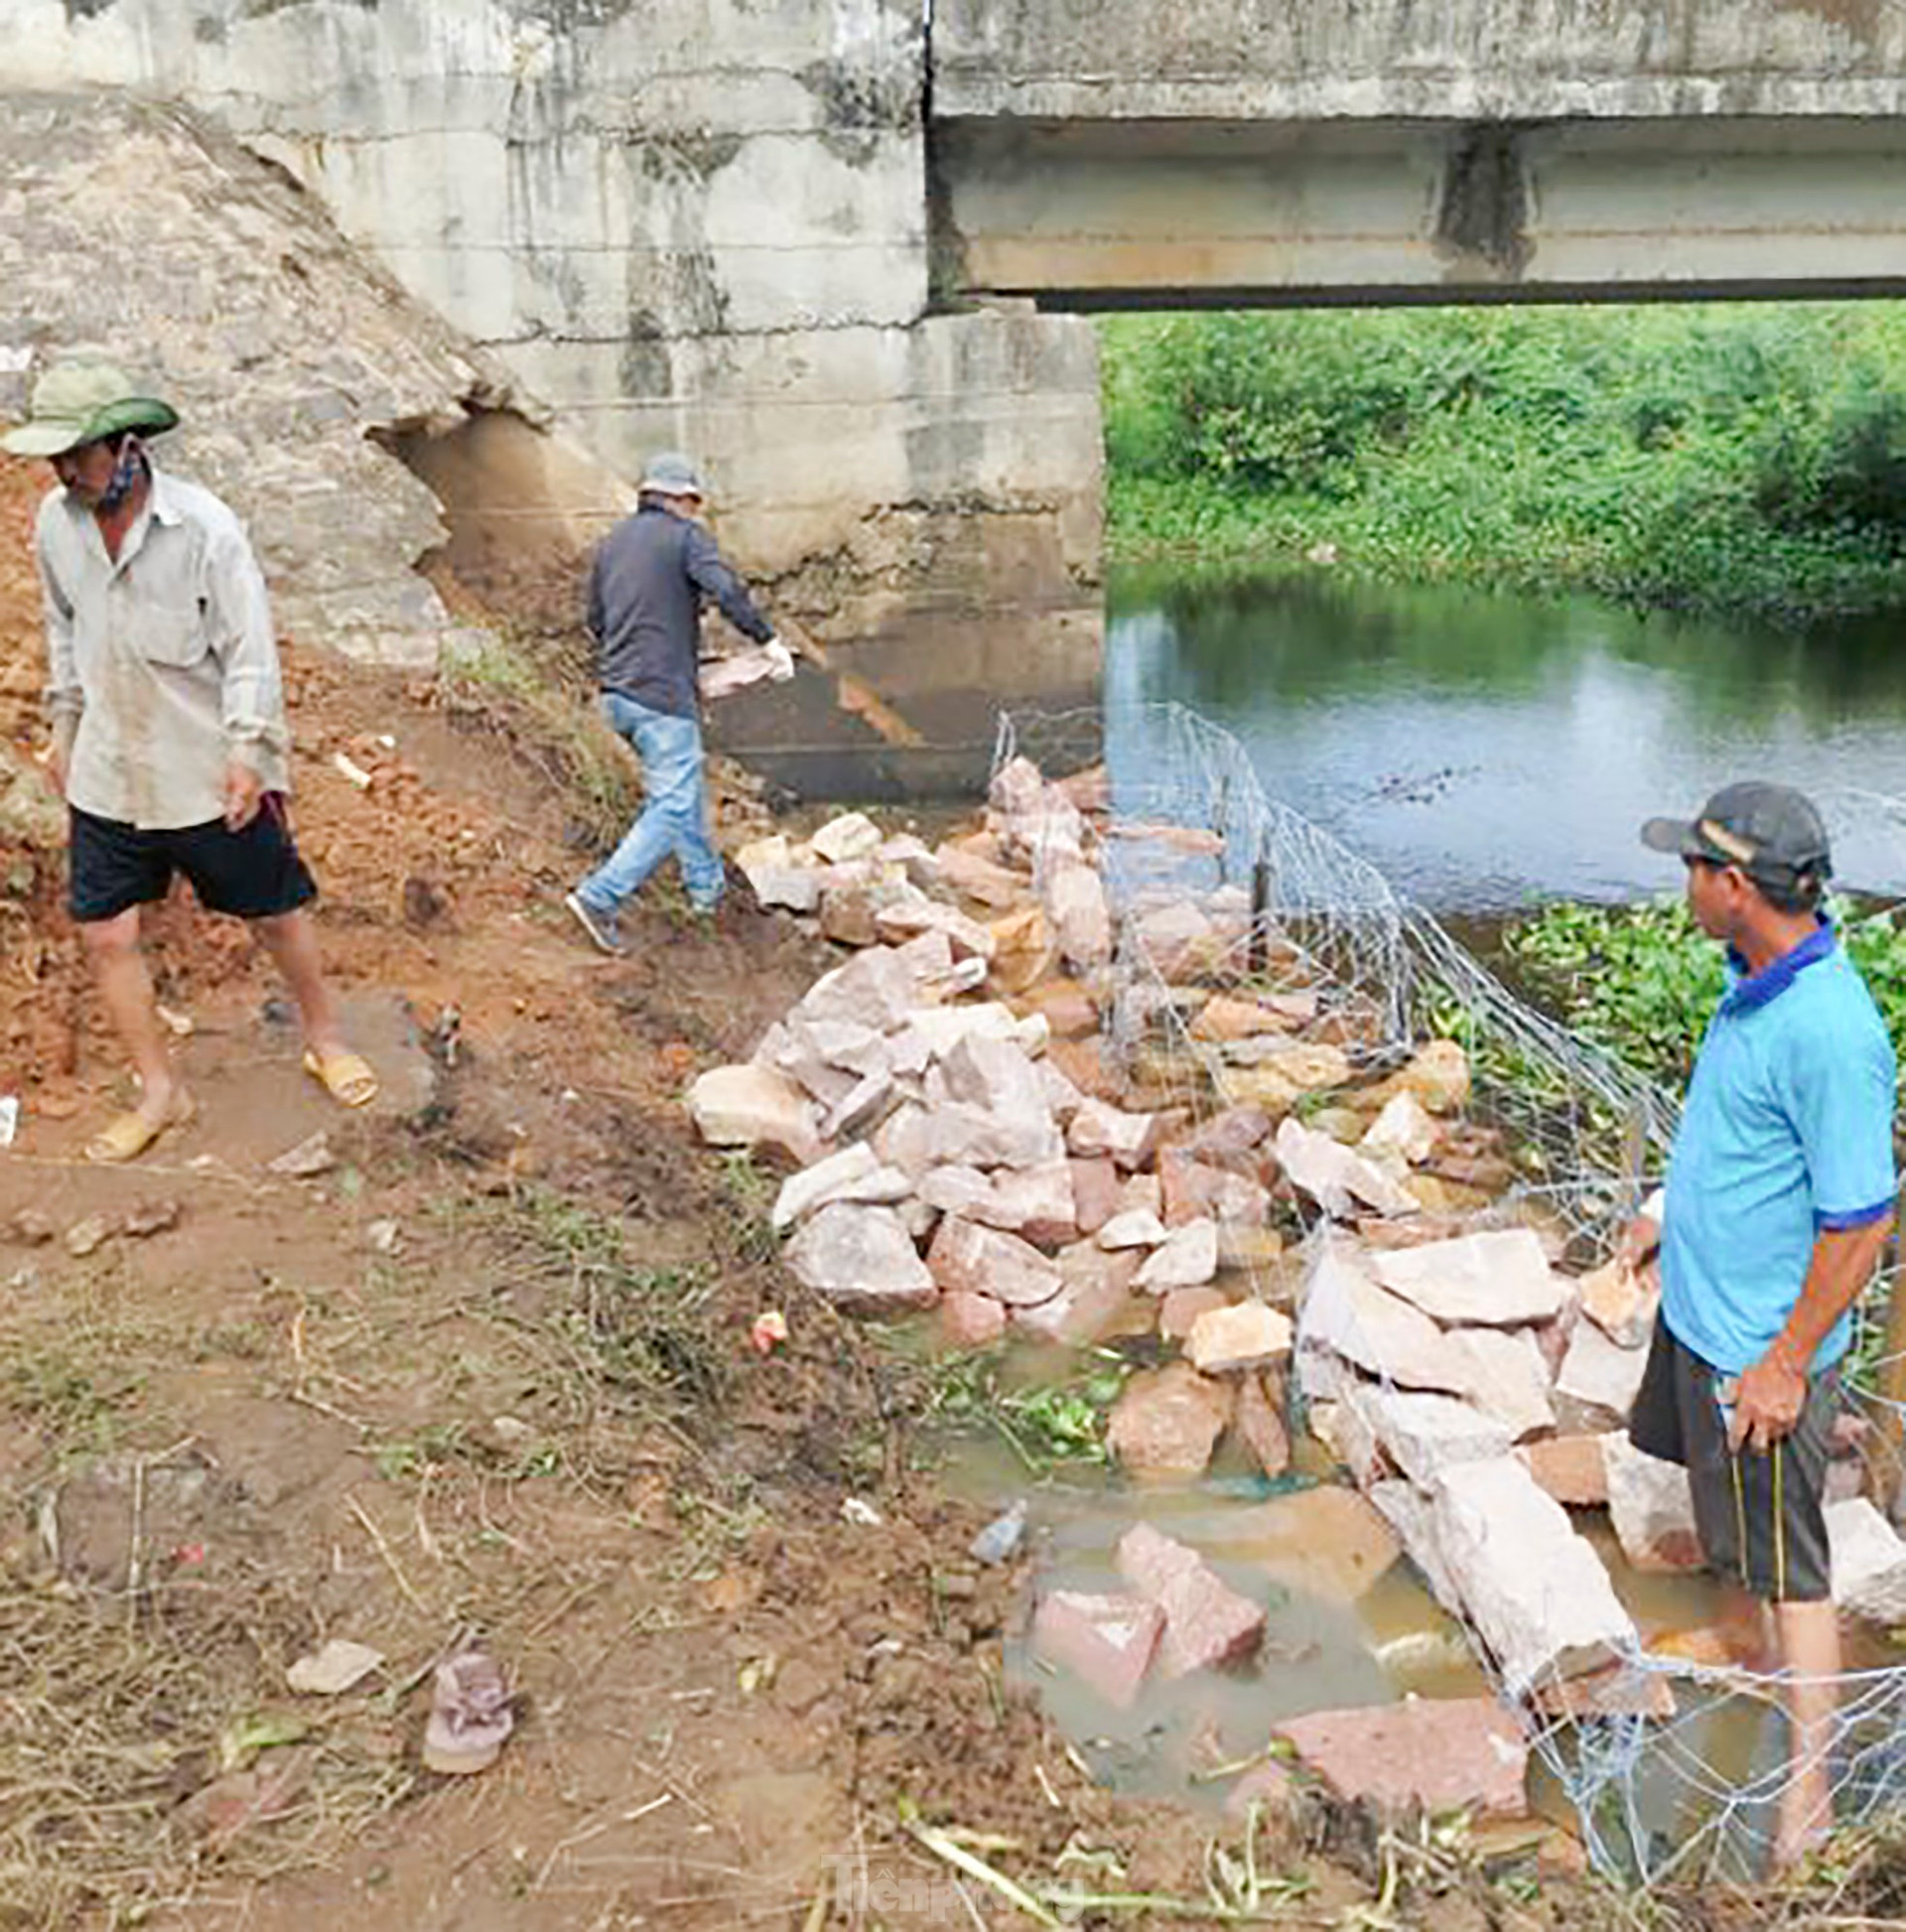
left=1661, top=920, right=1897, bottom=1375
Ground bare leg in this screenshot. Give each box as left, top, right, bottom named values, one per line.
left=252, top=908, right=345, bottom=1056
left=1773, top=1596, right=1839, bottom=1869
left=78, top=908, right=185, bottom=1127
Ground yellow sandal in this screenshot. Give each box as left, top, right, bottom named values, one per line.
left=84, top=1091, right=197, bottom=1166
left=302, top=1046, right=379, bottom=1110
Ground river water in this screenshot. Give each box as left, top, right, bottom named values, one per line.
left=1107, top=567, right=1906, bottom=913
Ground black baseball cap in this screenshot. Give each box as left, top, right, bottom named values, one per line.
left=1641, top=780, right=1833, bottom=888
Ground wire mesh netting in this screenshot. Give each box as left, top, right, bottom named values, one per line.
left=995, top=700, right=1906, bottom=1886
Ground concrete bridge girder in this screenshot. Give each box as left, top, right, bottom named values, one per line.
left=934, top=117, right=1906, bottom=306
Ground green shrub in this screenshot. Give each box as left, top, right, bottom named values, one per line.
left=1100, top=302, right=1906, bottom=624
left=1506, top=896, right=1906, bottom=1089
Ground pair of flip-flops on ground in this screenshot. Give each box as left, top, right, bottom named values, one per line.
left=83, top=1047, right=379, bottom=1164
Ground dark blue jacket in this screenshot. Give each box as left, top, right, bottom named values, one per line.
left=588, top=502, right=772, bottom=718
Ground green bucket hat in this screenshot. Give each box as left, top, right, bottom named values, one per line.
left=1, top=361, right=180, bottom=458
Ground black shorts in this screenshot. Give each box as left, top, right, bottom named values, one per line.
left=68, top=800, right=318, bottom=925
left=1630, top=1318, right=1838, bottom=1603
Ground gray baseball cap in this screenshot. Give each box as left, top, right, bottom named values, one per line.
left=1641, top=780, right=1833, bottom=887
left=638, top=451, right=704, bottom=497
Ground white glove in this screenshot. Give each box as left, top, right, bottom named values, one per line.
left=763, top=638, right=796, bottom=682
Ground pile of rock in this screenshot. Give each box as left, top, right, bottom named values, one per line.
left=693, top=758, right=1309, bottom=1360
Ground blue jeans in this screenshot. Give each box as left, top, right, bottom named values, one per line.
left=577, top=694, right=724, bottom=913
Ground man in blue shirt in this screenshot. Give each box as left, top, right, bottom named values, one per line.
left=1628, top=781, right=1896, bottom=1869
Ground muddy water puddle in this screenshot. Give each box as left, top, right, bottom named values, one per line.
left=933, top=1365, right=1862, bottom=1871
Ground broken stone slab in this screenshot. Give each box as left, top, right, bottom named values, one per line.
left=793, top=947, right=918, bottom=1034
left=1226, top=1484, right=1405, bottom=1604
left=941, top=1290, right=1008, bottom=1348
left=892, top=928, right=956, bottom=988
left=821, top=1068, right=898, bottom=1144
left=819, top=883, right=885, bottom=946
left=807, top=810, right=884, bottom=864
left=1020, top=978, right=1100, bottom=1040
left=1233, top=1373, right=1292, bottom=1477
left=783, top=1204, right=937, bottom=1316
left=919, top=1099, right=1065, bottom=1173
left=1365, top=1039, right=1472, bottom=1115
left=1066, top=1097, right=1164, bottom=1173
left=1555, top=1318, right=1652, bottom=1421
left=784, top=1014, right=892, bottom=1084
left=1182, top=1105, right=1275, bottom=1162
left=1577, top=1260, right=1657, bottom=1348
left=1517, top=1435, right=1611, bottom=1507
left=1602, top=1435, right=1702, bottom=1572
left=1342, top=1386, right=1514, bottom=1487
left=772, top=1143, right=913, bottom=1232
left=1298, top=1240, right=1478, bottom=1399
left=873, top=1103, right=934, bottom=1180
left=1159, top=1286, right=1229, bottom=1342
left=1031, top=1589, right=1164, bottom=1710
left=1188, top=994, right=1295, bottom=1042
left=1445, top=1327, right=1558, bottom=1442
left=874, top=897, right=997, bottom=960
left=1275, top=1697, right=1528, bottom=1822
left=1038, top=1055, right=1086, bottom=1124
left=905, top=1003, right=1045, bottom=1062
left=1107, top=1363, right=1234, bottom=1478
left=1360, top=1091, right=1441, bottom=1166
left=1098, top=1208, right=1169, bottom=1251
left=686, top=1067, right=824, bottom=1164
left=1116, top=1523, right=1266, bottom=1679
left=918, top=1164, right=997, bottom=1222
left=939, top=1033, right=1052, bottom=1125
left=1429, top=1457, right=1637, bottom=1696
left=1276, top=1118, right=1419, bottom=1220
left=1116, top=1173, right=1164, bottom=1217
left=934, top=842, right=1030, bottom=908
left=1159, top=1149, right=1272, bottom=1229
left=926, top=1215, right=1063, bottom=1308
left=1043, top=859, right=1112, bottom=970
left=1136, top=1218, right=1220, bottom=1293
left=1186, top=1302, right=1293, bottom=1375
left=988, top=1162, right=1078, bottom=1248
left=1014, top=1245, right=1143, bottom=1346
left=1069, top=1157, right=1121, bottom=1235
left=876, top=833, right=940, bottom=891
left=1366, top=1479, right=1465, bottom=1614
left=1134, top=900, right=1218, bottom=975
left=1368, top=1230, right=1567, bottom=1327
left=738, top=847, right=824, bottom=914
left=1218, top=1224, right=1288, bottom=1274
left=1827, top=1497, right=1906, bottom=1622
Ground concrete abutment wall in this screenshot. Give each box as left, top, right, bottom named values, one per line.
left=5, top=0, right=1103, bottom=695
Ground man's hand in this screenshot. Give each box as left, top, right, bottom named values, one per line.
left=222, top=759, right=264, bottom=831
left=1727, top=1345, right=1807, bottom=1452
left=39, top=741, right=68, bottom=799
left=763, top=638, right=796, bottom=683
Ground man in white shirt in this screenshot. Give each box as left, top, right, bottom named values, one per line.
left=5, top=361, right=376, bottom=1161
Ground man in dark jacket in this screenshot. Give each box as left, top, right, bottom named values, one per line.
left=565, top=453, right=788, bottom=949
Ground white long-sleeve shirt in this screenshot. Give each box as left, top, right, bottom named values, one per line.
left=37, top=465, right=291, bottom=829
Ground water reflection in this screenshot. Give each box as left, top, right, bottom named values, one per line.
left=1108, top=568, right=1906, bottom=910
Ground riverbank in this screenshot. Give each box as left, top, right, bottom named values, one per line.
left=1101, top=304, right=1906, bottom=628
